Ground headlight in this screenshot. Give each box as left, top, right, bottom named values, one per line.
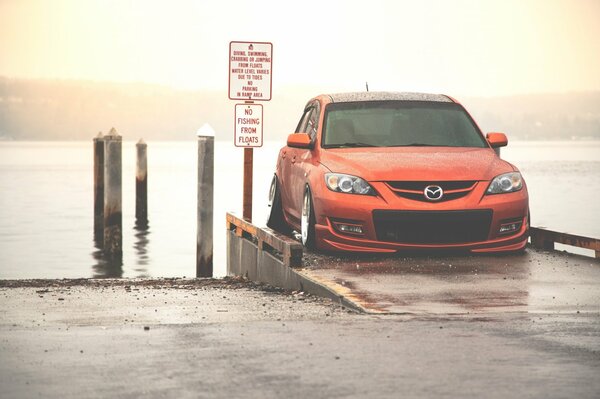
left=487, top=172, right=523, bottom=194
left=325, top=173, right=374, bottom=195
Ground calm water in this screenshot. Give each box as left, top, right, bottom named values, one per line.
left=0, top=140, right=598, bottom=279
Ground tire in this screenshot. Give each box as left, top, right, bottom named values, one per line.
left=266, top=175, right=291, bottom=235
left=301, top=186, right=316, bottom=249
left=520, top=207, right=532, bottom=254
left=513, top=208, right=530, bottom=255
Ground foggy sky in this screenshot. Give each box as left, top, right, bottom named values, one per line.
left=1, top=0, right=599, bottom=97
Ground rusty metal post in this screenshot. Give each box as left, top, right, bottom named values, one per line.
left=103, top=128, right=122, bottom=258
left=93, top=132, right=104, bottom=243
left=136, top=139, right=148, bottom=225
left=243, top=147, right=253, bottom=221
left=197, top=131, right=214, bottom=277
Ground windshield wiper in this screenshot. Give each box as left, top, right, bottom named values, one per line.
left=389, top=143, right=452, bottom=147
left=326, top=142, right=378, bottom=148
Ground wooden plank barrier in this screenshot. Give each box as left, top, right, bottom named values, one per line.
left=530, top=227, right=600, bottom=259
left=226, top=212, right=303, bottom=267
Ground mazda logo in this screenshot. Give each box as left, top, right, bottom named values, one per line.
left=424, top=185, right=444, bottom=201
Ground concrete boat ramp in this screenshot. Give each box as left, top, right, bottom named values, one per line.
left=227, top=213, right=600, bottom=316
left=300, top=249, right=600, bottom=316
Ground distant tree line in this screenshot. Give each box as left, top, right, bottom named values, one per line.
left=462, top=93, right=600, bottom=140
left=0, top=77, right=599, bottom=141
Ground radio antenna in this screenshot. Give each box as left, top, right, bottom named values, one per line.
left=365, top=82, right=369, bottom=92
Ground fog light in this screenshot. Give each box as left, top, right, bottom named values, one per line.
left=498, top=221, right=522, bottom=235
left=339, top=224, right=363, bottom=234
left=333, top=221, right=364, bottom=236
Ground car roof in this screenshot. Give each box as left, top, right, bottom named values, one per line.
left=325, top=91, right=453, bottom=103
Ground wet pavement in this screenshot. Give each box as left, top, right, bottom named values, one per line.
left=1, top=252, right=599, bottom=398
left=301, top=248, right=600, bottom=315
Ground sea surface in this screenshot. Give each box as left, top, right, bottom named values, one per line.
left=0, top=140, right=598, bottom=279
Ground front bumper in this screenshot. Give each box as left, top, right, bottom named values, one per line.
left=312, top=180, right=529, bottom=253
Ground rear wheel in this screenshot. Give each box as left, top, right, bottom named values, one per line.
left=301, top=187, right=316, bottom=249
left=266, top=175, right=291, bottom=234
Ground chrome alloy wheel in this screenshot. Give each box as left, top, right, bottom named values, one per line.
left=301, top=190, right=311, bottom=246
left=267, top=176, right=276, bottom=219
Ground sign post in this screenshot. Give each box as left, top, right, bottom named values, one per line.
left=243, top=147, right=253, bottom=221
left=229, top=41, right=272, bottom=222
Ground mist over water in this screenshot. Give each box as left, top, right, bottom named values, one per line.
left=501, top=141, right=600, bottom=238
left=0, top=140, right=598, bottom=279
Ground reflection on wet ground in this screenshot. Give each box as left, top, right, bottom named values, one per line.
left=90, top=221, right=151, bottom=278
left=301, top=248, right=600, bottom=315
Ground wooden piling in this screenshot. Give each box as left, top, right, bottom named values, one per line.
left=197, top=132, right=214, bottom=277
left=243, top=147, right=253, bottom=221
left=103, top=128, right=122, bottom=258
left=136, top=139, right=148, bottom=224
left=93, top=132, right=104, bottom=241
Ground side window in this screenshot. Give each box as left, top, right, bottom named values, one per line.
left=294, top=101, right=321, bottom=144
left=306, top=102, right=320, bottom=140
left=295, top=108, right=311, bottom=133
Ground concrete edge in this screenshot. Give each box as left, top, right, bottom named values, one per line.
left=227, top=230, right=368, bottom=313
left=291, top=268, right=370, bottom=314
left=293, top=269, right=380, bottom=314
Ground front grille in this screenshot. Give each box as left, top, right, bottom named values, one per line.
left=385, top=181, right=477, bottom=202
left=392, top=191, right=471, bottom=202
left=373, top=210, right=492, bottom=244
left=387, top=181, right=476, bottom=191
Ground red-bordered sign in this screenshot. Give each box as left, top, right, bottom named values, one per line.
left=234, top=103, right=263, bottom=147
left=229, top=41, right=273, bottom=101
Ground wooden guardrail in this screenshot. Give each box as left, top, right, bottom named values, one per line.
left=226, top=213, right=303, bottom=267
left=530, top=227, right=600, bottom=258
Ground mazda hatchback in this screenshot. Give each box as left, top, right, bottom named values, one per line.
left=267, top=92, right=529, bottom=253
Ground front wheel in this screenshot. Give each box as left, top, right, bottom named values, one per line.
left=301, top=187, right=316, bottom=249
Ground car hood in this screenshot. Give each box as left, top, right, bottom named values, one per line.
left=319, top=147, right=514, bottom=181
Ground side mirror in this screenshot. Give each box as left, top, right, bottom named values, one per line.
left=486, top=132, right=508, bottom=148
left=287, top=133, right=312, bottom=149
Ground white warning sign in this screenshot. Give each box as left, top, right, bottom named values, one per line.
left=229, top=41, right=272, bottom=101
left=234, top=103, right=263, bottom=147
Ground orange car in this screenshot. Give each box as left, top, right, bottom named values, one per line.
left=267, top=92, right=529, bottom=253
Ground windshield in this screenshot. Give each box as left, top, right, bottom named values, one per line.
left=322, top=101, right=488, bottom=148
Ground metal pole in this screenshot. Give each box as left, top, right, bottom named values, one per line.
left=136, top=139, right=148, bottom=225
left=103, top=128, right=122, bottom=258
left=197, top=132, right=214, bottom=278
left=243, top=147, right=253, bottom=221
left=93, top=132, right=104, bottom=243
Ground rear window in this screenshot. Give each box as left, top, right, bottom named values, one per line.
left=322, top=101, right=487, bottom=148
